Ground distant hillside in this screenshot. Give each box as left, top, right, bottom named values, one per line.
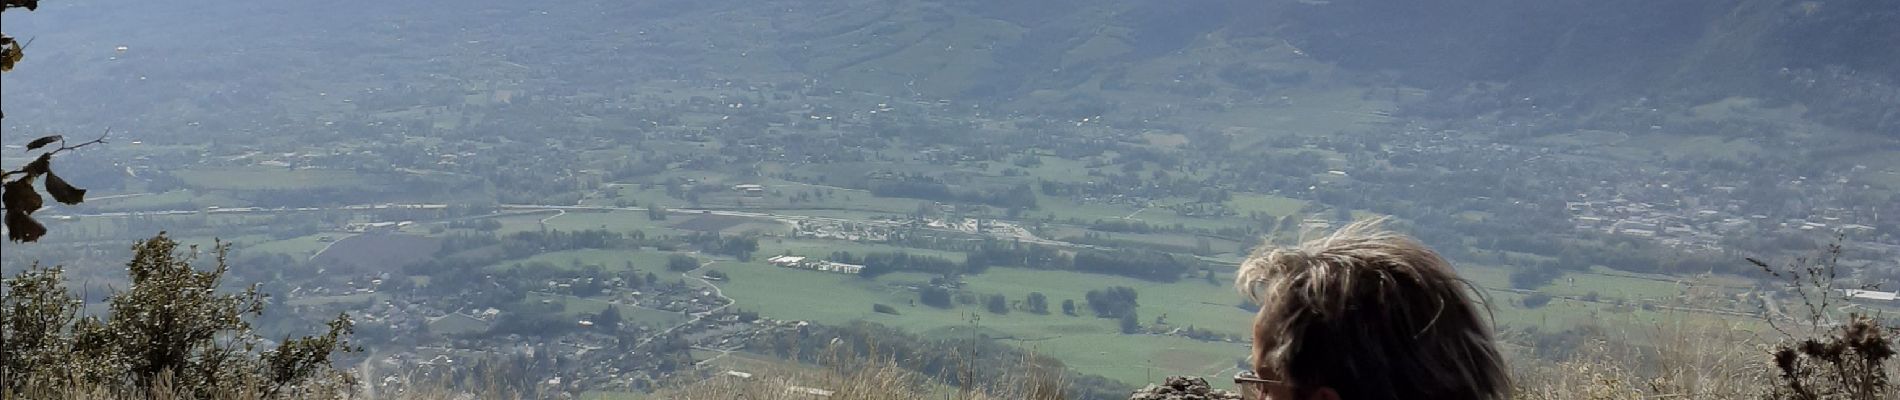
left=1272, top=0, right=1900, bottom=132
left=4, top=0, right=1892, bottom=136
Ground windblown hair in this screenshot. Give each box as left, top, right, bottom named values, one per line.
left=1235, top=218, right=1510, bottom=400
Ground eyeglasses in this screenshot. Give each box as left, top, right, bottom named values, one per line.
left=1233, top=370, right=1283, bottom=399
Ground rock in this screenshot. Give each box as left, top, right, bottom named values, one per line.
left=1128, top=376, right=1242, bottom=400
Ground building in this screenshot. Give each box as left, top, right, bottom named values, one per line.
left=767, top=255, right=807, bottom=267
left=1842, top=289, right=1899, bottom=303
left=766, top=255, right=861, bottom=275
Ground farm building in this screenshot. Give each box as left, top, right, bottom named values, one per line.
left=766, top=255, right=862, bottom=275
left=1841, top=289, right=1898, bottom=303
left=732, top=184, right=766, bottom=197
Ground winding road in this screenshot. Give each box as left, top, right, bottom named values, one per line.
left=629, top=259, right=736, bottom=352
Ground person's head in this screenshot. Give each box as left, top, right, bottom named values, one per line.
left=1232, top=218, right=1509, bottom=400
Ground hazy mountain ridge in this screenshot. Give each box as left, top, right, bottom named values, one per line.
left=7, top=0, right=1893, bottom=138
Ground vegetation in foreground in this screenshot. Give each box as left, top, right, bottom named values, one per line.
left=5, top=235, right=1896, bottom=400
left=2, top=234, right=356, bottom=399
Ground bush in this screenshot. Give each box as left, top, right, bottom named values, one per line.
left=1119, top=312, right=1142, bottom=334
left=1523, top=292, right=1554, bottom=309
left=1085, top=286, right=1140, bottom=318
left=667, top=254, right=702, bottom=271
left=1025, top=292, right=1049, bottom=314
left=919, top=287, right=954, bottom=309
left=2, top=234, right=356, bottom=398
left=1509, top=263, right=1562, bottom=290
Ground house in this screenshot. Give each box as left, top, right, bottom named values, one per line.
left=769, top=256, right=863, bottom=275
left=733, top=184, right=766, bottom=197
left=767, top=255, right=807, bottom=267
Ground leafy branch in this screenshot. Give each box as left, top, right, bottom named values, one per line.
left=1, top=130, right=106, bottom=242
left=1, top=0, right=38, bottom=74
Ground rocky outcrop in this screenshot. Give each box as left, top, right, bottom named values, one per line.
left=1129, top=376, right=1242, bottom=400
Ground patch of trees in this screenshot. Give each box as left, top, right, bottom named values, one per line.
left=594, top=306, right=623, bottom=330
left=959, top=239, right=1196, bottom=282
left=869, top=178, right=1037, bottom=209
left=1085, top=286, right=1140, bottom=318
left=1072, top=249, right=1196, bottom=282
left=835, top=251, right=962, bottom=278
left=1508, top=262, right=1563, bottom=290
left=1119, top=312, right=1142, bottom=334
left=963, top=239, right=1071, bottom=271
left=667, top=254, right=702, bottom=271
left=919, top=286, right=955, bottom=309
left=683, top=232, right=758, bottom=261
left=1522, top=293, right=1554, bottom=309
left=985, top=294, right=1010, bottom=314
left=1025, top=292, right=1050, bottom=314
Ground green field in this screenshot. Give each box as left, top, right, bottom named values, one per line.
left=707, top=261, right=1251, bottom=385
left=174, top=167, right=377, bottom=191
left=84, top=190, right=250, bottom=211
left=238, top=233, right=339, bottom=259
left=428, top=313, right=492, bottom=336
left=703, top=248, right=1765, bottom=386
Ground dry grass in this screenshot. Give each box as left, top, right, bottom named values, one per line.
left=653, top=343, right=1068, bottom=400
left=1513, top=315, right=1772, bottom=400
left=1514, top=266, right=1898, bottom=400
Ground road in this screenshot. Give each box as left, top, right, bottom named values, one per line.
left=307, top=233, right=359, bottom=261
left=629, top=260, right=736, bottom=352
left=538, top=209, right=567, bottom=227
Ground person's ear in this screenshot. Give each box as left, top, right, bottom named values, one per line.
left=1305, top=387, right=1340, bottom=400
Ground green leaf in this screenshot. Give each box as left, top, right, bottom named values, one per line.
left=42, top=171, right=85, bottom=205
